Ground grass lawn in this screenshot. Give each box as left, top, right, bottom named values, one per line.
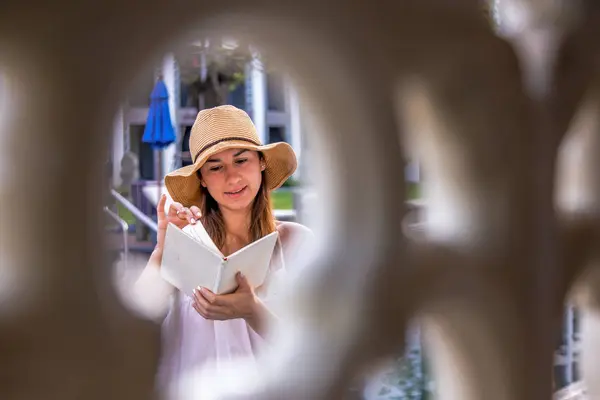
left=117, top=203, right=137, bottom=226
left=406, top=182, right=421, bottom=200
left=271, top=190, right=294, bottom=210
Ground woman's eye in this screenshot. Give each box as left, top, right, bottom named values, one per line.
left=235, top=158, right=248, bottom=165
left=209, top=166, right=222, bottom=172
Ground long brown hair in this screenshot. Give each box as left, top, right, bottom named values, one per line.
left=197, top=154, right=277, bottom=250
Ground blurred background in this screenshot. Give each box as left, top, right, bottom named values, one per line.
left=96, top=3, right=582, bottom=399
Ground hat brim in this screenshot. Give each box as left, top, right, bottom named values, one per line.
left=165, top=140, right=297, bottom=208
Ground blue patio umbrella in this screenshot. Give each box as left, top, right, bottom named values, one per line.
left=142, top=78, right=176, bottom=204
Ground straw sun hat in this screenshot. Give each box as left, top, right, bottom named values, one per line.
left=165, top=105, right=297, bottom=208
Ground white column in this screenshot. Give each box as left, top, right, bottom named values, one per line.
left=111, top=105, right=125, bottom=186
left=161, top=52, right=178, bottom=176
left=249, top=55, right=267, bottom=144
left=406, top=158, right=420, bottom=183
left=288, top=84, right=302, bottom=178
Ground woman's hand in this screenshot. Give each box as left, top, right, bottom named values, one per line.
left=192, top=272, right=258, bottom=321
left=155, top=194, right=201, bottom=253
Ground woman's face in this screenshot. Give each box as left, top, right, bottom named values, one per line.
left=199, top=148, right=264, bottom=212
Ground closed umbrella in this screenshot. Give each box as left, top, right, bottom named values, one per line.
left=142, top=77, right=176, bottom=206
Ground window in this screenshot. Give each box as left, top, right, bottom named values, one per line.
left=129, top=125, right=155, bottom=180
left=266, top=73, right=286, bottom=111
left=181, top=126, right=193, bottom=167
left=268, top=126, right=287, bottom=144
left=227, top=81, right=247, bottom=111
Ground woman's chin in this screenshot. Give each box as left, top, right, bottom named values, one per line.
left=219, top=198, right=254, bottom=212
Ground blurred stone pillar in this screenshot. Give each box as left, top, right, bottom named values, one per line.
left=246, top=53, right=267, bottom=144
left=161, top=52, right=179, bottom=175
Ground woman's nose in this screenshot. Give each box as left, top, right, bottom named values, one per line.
left=224, top=167, right=242, bottom=183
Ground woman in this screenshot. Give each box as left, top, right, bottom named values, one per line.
left=133, top=105, right=312, bottom=398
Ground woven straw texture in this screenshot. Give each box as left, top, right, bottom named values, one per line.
left=165, top=105, right=297, bottom=208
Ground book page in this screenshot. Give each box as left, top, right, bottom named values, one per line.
left=183, top=222, right=223, bottom=257
left=216, top=231, right=279, bottom=294
left=160, top=223, right=222, bottom=297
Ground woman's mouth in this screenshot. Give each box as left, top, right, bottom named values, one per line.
left=225, top=186, right=247, bottom=198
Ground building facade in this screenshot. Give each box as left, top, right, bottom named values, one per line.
left=109, top=51, right=304, bottom=189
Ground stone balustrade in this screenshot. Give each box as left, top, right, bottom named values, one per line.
left=3, top=0, right=600, bottom=399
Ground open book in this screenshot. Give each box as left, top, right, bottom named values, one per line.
left=160, top=222, right=279, bottom=296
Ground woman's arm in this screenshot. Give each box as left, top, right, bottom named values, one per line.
left=130, top=194, right=199, bottom=322
left=131, top=248, right=174, bottom=322
left=246, top=223, right=314, bottom=337
left=245, top=297, right=279, bottom=338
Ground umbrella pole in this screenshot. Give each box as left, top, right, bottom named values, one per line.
left=157, top=150, right=163, bottom=211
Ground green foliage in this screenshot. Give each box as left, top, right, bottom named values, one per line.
left=281, top=177, right=301, bottom=188
left=114, top=186, right=136, bottom=226
left=271, top=190, right=294, bottom=210
left=117, top=203, right=136, bottom=226
left=228, top=71, right=246, bottom=91
left=380, top=349, right=429, bottom=400
left=368, top=341, right=434, bottom=400
left=406, top=182, right=421, bottom=200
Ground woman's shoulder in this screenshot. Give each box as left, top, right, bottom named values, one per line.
left=275, top=221, right=314, bottom=243
left=274, top=222, right=315, bottom=272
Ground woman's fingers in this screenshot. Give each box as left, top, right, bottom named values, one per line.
left=192, top=288, right=230, bottom=319
left=157, top=194, right=167, bottom=221
left=178, top=207, right=196, bottom=224
left=199, top=287, right=218, bottom=304
left=189, top=206, right=202, bottom=219
left=192, top=302, right=211, bottom=319
left=155, top=195, right=169, bottom=250
left=167, top=202, right=196, bottom=225
left=193, top=287, right=213, bottom=307
left=167, top=202, right=183, bottom=219
left=192, top=302, right=223, bottom=320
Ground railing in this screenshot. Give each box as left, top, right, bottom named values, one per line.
left=103, top=206, right=129, bottom=270
left=554, top=381, right=587, bottom=400
left=274, top=209, right=296, bottom=220
left=110, top=189, right=158, bottom=232
left=555, top=306, right=581, bottom=389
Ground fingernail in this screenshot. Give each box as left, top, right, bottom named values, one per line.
left=190, top=218, right=196, bottom=224
left=238, top=272, right=244, bottom=278
left=196, top=212, right=201, bottom=217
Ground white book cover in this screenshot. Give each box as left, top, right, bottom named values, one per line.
left=160, top=222, right=278, bottom=296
